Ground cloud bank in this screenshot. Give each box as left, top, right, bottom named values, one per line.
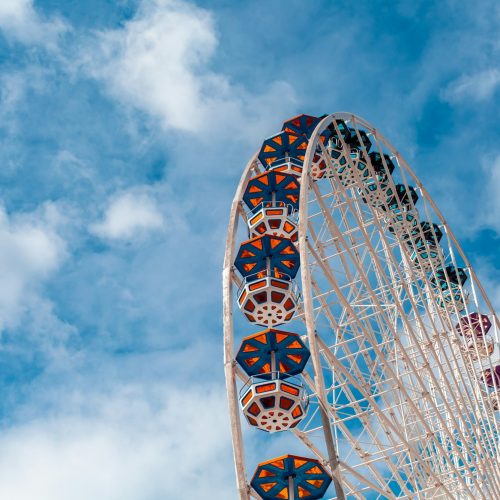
left=0, top=383, right=235, bottom=500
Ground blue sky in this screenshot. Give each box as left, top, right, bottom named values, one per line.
left=0, top=0, right=498, bottom=498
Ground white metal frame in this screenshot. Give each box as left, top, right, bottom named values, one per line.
left=223, top=113, right=500, bottom=499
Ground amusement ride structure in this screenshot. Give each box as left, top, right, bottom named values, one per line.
left=223, top=113, right=500, bottom=499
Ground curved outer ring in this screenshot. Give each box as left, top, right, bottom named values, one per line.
left=223, top=113, right=499, bottom=499
left=223, top=152, right=259, bottom=500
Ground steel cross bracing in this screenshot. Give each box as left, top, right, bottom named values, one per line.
left=223, top=113, right=500, bottom=500
left=295, top=115, right=500, bottom=499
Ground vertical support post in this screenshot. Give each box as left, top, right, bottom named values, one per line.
left=298, top=115, right=346, bottom=500
left=271, top=350, right=277, bottom=379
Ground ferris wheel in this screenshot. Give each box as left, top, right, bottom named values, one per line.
left=222, top=113, right=500, bottom=500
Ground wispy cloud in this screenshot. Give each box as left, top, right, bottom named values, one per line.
left=0, top=0, right=67, bottom=47
left=478, top=154, right=500, bottom=234
left=91, top=189, right=165, bottom=242
left=442, top=69, right=500, bottom=103
left=0, top=202, right=66, bottom=331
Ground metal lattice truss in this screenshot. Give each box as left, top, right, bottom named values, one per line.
left=223, top=113, right=500, bottom=499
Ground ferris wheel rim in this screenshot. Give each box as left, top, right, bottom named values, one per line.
left=223, top=112, right=500, bottom=500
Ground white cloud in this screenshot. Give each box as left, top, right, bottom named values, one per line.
left=82, top=0, right=295, bottom=137
left=442, top=69, right=500, bottom=103
left=0, top=0, right=67, bottom=47
left=0, top=203, right=66, bottom=331
left=91, top=190, right=165, bottom=241
left=0, top=383, right=236, bottom=500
